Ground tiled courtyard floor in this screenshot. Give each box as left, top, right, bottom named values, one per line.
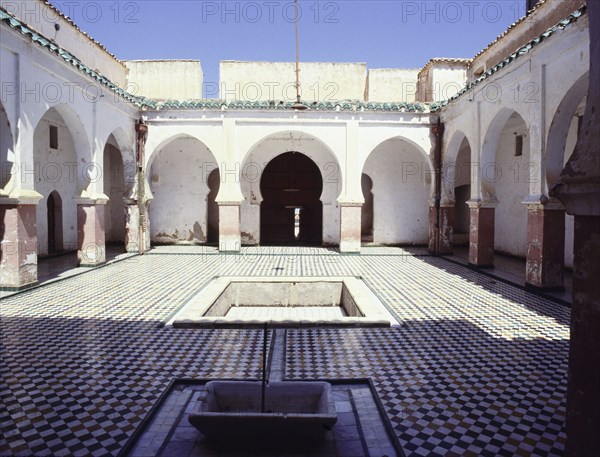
left=1, top=247, right=569, bottom=456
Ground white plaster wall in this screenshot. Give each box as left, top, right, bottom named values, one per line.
left=33, top=109, right=78, bottom=254
left=367, top=69, right=419, bottom=102
left=0, top=0, right=127, bottom=86
left=432, top=66, right=468, bottom=101
left=239, top=132, right=342, bottom=245
left=220, top=61, right=367, bottom=102
left=124, top=60, right=203, bottom=100
left=149, top=137, right=217, bottom=243
left=494, top=117, right=530, bottom=257
left=0, top=102, right=14, bottom=190
left=363, top=138, right=430, bottom=244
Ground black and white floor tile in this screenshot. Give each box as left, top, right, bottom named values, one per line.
left=1, top=247, right=569, bottom=456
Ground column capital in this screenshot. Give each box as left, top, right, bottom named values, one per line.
left=552, top=181, right=600, bottom=217
left=217, top=199, right=243, bottom=207
left=466, top=198, right=497, bottom=209
left=337, top=199, right=364, bottom=207
left=75, top=191, right=109, bottom=206
left=0, top=189, right=43, bottom=206
left=522, top=195, right=564, bottom=211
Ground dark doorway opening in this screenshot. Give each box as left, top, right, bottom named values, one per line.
left=361, top=173, right=374, bottom=243
left=260, top=152, right=323, bottom=246
left=207, top=168, right=220, bottom=244
left=47, top=190, right=63, bottom=254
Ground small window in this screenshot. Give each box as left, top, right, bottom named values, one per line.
left=49, top=125, right=58, bottom=149
left=515, top=134, right=524, bottom=157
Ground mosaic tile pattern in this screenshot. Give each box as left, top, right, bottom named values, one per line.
left=1, top=247, right=569, bottom=456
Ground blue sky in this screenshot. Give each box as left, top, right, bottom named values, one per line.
left=52, top=1, right=529, bottom=88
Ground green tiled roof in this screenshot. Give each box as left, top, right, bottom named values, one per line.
left=430, top=6, right=587, bottom=112
left=0, top=5, right=588, bottom=114
left=0, top=8, right=150, bottom=108
left=152, top=99, right=428, bottom=112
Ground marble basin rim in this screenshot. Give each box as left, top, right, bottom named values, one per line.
left=167, top=276, right=399, bottom=328
left=188, top=381, right=337, bottom=442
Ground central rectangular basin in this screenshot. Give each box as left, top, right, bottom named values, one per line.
left=188, top=381, right=337, bottom=442
left=168, top=276, right=399, bottom=328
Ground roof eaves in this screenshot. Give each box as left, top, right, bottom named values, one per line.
left=417, top=58, right=472, bottom=77
left=150, top=99, right=433, bottom=113
left=36, top=1, right=122, bottom=64
left=431, top=6, right=587, bottom=112
left=0, top=7, right=148, bottom=108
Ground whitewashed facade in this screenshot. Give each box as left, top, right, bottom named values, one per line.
left=0, top=0, right=591, bottom=291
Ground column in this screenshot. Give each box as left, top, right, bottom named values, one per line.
left=428, top=203, right=455, bottom=254
left=219, top=201, right=241, bottom=252
left=0, top=199, right=40, bottom=290
left=76, top=197, right=107, bottom=266
left=525, top=199, right=565, bottom=289
left=553, top=2, right=600, bottom=453
left=467, top=200, right=496, bottom=268
left=217, top=119, right=243, bottom=253
left=339, top=201, right=362, bottom=253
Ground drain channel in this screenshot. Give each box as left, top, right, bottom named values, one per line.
left=267, top=329, right=286, bottom=383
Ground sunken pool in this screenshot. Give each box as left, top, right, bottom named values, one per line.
left=167, top=276, right=399, bottom=328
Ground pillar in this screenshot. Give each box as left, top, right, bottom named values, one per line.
left=124, top=199, right=151, bottom=254
left=525, top=200, right=565, bottom=289
left=566, top=215, right=600, bottom=455
left=468, top=200, right=495, bottom=268
left=339, top=201, right=362, bottom=253
left=77, top=201, right=106, bottom=266
left=552, top=2, right=600, bottom=453
left=219, top=202, right=241, bottom=252
left=428, top=204, right=454, bottom=254
left=0, top=202, right=39, bottom=290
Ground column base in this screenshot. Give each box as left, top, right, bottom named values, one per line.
left=428, top=205, right=454, bottom=255
left=339, top=203, right=362, bottom=253
left=124, top=202, right=151, bottom=253
left=0, top=203, right=39, bottom=289
left=77, top=203, right=106, bottom=266
left=468, top=203, right=495, bottom=267
left=525, top=205, right=565, bottom=289
left=219, top=202, right=241, bottom=253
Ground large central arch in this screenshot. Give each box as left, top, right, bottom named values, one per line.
left=240, top=130, right=342, bottom=246
left=260, top=152, right=323, bottom=246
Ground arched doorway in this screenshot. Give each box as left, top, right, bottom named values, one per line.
left=453, top=136, right=472, bottom=246
left=362, top=137, right=431, bottom=244
left=148, top=135, right=218, bottom=244
left=361, top=173, right=374, bottom=243
left=47, top=191, right=63, bottom=254
left=103, top=138, right=126, bottom=247
left=260, top=152, right=323, bottom=246
left=33, top=105, right=83, bottom=256
left=207, top=168, right=220, bottom=244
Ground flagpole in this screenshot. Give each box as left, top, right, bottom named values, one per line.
left=293, top=0, right=306, bottom=109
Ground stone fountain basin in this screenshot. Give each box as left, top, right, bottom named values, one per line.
left=189, top=381, right=337, bottom=442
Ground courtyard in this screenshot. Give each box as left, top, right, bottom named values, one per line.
left=1, top=247, right=569, bottom=456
